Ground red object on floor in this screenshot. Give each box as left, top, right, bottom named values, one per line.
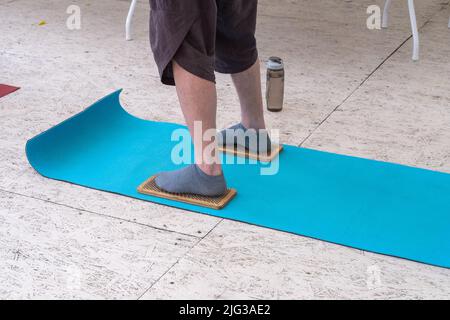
left=0, top=84, right=20, bottom=98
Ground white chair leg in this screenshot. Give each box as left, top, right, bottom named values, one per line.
left=126, top=0, right=138, bottom=41
left=408, top=0, right=419, bottom=61
left=382, top=0, right=392, bottom=28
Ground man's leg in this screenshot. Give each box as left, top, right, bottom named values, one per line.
left=214, top=0, right=264, bottom=131
left=149, top=1, right=227, bottom=196
left=154, top=61, right=226, bottom=197
left=172, top=61, right=222, bottom=176
left=218, top=59, right=271, bottom=154
left=231, top=60, right=266, bottom=131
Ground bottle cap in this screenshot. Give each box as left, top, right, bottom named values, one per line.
left=267, top=56, right=284, bottom=70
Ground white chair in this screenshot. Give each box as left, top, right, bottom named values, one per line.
left=126, top=0, right=138, bottom=41
left=382, top=0, right=420, bottom=60
left=383, top=0, right=450, bottom=61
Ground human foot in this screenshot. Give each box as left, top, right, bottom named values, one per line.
left=155, top=164, right=227, bottom=196
left=218, top=123, right=272, bottom=154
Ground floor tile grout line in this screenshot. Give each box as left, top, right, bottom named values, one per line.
left=297, top=14, right=439, bottom=148
left=201, top=218, right=224, bottom=240
left=0, top=187, right=202, bottom=240
left=136, top=218, right=224, bottom=300
left=297, top=37, right=411, bottom=147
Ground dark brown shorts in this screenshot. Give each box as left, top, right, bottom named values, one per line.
left=149, top=0, right=258, bottom=85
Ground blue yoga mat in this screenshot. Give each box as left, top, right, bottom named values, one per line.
left=26, top=90, right=450, bottom=268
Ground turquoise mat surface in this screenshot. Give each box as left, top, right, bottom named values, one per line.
left=26, top=90, right=450, bottom=268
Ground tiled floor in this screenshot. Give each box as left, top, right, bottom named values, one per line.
left=0, top=0, right=449, bottom=299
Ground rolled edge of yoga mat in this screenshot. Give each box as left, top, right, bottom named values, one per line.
left=26, top=89, right=122, bottom=177
left=24, top=89, right=450, bottom=269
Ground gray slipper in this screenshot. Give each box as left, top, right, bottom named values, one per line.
left=218, top=123, right=272, bottom=154
left=155, top=164, right=227, bottom=197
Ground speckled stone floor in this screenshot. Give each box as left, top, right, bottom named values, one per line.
left=0, top=0, right=449, bottom=299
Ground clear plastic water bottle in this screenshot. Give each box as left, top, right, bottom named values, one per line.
left=266, top=57, right=284, bottom=112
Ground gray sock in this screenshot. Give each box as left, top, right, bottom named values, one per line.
left=155, top=164, right=227, bottom=197
left=218, top=123, right=272, bottom=154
